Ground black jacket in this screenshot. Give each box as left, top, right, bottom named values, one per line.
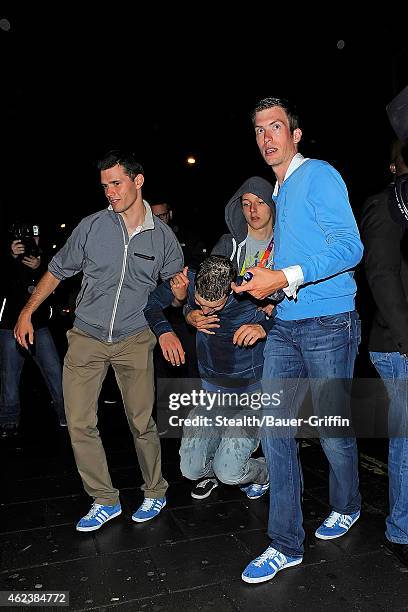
left=0, top=242, right=51, bottom=330
left=360, top=184, right=408, bottom=353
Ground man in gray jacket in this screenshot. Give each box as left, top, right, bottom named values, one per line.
left=14, top=150, right=184, bottom=531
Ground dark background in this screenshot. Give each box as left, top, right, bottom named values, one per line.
left=1, top=11, right=407, bottom=249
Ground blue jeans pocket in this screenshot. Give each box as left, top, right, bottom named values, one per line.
left=316, top=313, right=350, bottom=330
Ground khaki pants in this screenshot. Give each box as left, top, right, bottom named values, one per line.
left=63, top=327, right=168, bottom=505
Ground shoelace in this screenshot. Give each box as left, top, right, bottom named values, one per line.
left=197, top=479, right=214, bottom=488
left=83, top=503, right=103, bottom=520
left=253, top=547, right=284, bottom=567
left=140, top=498, right=155, bottom=511
left=324, top=511, right=350, bottom=527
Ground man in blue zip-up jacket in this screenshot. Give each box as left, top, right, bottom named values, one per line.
left=145, top=256, right=273, bottom=501
left=235, top=98, right=363, bottom=584
left=14, top=150, right=184, bottom=531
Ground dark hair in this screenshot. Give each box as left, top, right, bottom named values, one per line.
left=251, top=97, right=299, bottom=132
left=195, top=256, right=236, bottom=302
left=151, top=202, right=170, bottom=211
left=96, top=150, right=144, bottom=180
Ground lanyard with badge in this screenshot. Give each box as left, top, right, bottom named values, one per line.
left=240, top=235, right=274, bottom=276
left=241, top=236, right=284, bottom=303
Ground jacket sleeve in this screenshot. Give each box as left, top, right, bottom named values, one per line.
left=159, top=230, right=184, bottom=281
left=254, top=309, right=275, bottom=334
left=183, top=276, right=198, bottom=322
left=48, top=221, right=87, bottom=280
left=144, top=281, right=174, bottom=337
left=300, top=164, right=364, bottom=284
left=360, top=194, right=408, bottom=353
left=211, top=234, right=233, bottom=258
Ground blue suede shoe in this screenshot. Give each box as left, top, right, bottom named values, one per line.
left=132, top=497, right=166, bottom=523
left=240, top=482, right=269, bottom=499
left=242, top=546, right=303, bottom=584
left=315, top=510, right=360, bottom=540
left=76, top=502, right=122, bottom=532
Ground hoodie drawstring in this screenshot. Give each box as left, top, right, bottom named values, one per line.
left=236, top=239, right=246, bottom=272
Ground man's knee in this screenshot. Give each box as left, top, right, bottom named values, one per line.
left=212, top=454, right=243, bottom=485
left=179, top=446, right=208, bottom=481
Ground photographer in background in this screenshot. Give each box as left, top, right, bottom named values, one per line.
left=0, top=222, right=66, bottom=439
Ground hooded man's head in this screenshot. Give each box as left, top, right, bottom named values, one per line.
left=241, top=191, right=274, bottom=235
left=224, top=176, right=275, bottom=243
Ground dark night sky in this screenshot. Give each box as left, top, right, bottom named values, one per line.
left=1, top=10, right=407, bottom=249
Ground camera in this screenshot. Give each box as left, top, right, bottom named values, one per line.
left=9, top=223, right=41, bottom=258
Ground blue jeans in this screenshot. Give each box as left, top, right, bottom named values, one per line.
left=370, top=351, right=408, bottom=545
left=262, top=312, right=361, bottom=557
left=0, top=327, right=65, bottom=425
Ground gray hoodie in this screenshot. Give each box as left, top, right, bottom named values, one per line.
left=211, top=176, right=276, bottom=272
left=48, top=202, right=184, bottom=342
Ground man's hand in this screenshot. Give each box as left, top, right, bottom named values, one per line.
left=11, top=239, right=25, bottom=258
left=170, top=266, right=189, bottom=303
left=186, top=309, right=220, bottom=334
left=233, top=324, right=266, bottom=347
left=22, top=255, right=41, bottom=269
left=159, top=331, right=185, bottom=366
left=258, top=303, right=275, bottom=317
left=232, top=268, right=288, bottom=300
left=13, top=271, right=61, bottom=350
left=14, top=312, right=34, bottom=349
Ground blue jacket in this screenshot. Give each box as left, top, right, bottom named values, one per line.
left=274, top=159, right=363, bottom=320
left=144, top=271, right=274, bottom=388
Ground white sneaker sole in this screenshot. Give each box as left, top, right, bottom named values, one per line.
left=191, top=482, right=219, bottom=499
left=246, top=487, right=269, bottom=500
left=132, top=501, right=167, bottom=523
left=315, top=514, right=360, bottom=540
left=241, top=557, right=303, bottom=584
left=76, top=508, right=122, bottom=532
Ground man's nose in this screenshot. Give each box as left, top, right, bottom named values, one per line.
left=264, top=128, right=273, bottom=143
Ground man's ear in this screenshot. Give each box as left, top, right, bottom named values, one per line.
left=390, top=162, right=396, bottom=175
left=169, top=210, right=173, bottom=220
left=134, top=174, right=144, bottom=189
left=293, top=128, right=302, bottom=144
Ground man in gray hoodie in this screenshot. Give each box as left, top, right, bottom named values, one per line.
left=187, top=176, right=277, bottom=337
left=14, top=150, right=184, bottom=531
left=212, top=176, right=276, bottom=276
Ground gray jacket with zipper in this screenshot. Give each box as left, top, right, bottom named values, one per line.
left=48, top=202, right=184, bottom=343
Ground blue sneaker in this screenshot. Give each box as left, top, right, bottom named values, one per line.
left=315, top=510, right=360, bottom=540
left=242, top=546, right=303, bottom=584
left=132, top=497, right=166, bottom=523
left=240, top=482, right=269, bottom=500
left=76, top=502, right=122, bottom=532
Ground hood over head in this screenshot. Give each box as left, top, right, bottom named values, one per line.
left=224, top=176, right=275, bottom=243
